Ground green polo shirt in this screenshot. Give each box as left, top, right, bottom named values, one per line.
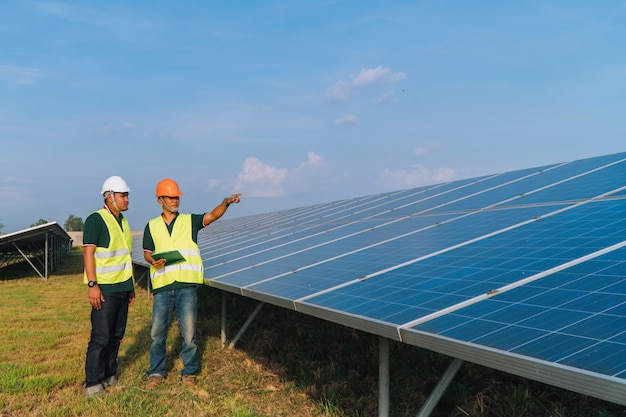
left=83, top=208, right=134, bottom=294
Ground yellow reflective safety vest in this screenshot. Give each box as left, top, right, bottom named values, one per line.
left=148, top=214, right=204, bottom=290
left=83, top=208, right=133, bottom=284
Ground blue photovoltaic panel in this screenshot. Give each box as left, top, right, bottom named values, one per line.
left=245, top=205, right=564, bottom=303
left=369, top=165, right=558, bottom=218
left=298, top=199, right=626, bottom=324
left=404, top=246, right=626, bottom=377
left=131, top=151, right=626, bottom=404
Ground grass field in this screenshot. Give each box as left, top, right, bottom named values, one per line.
left=0, top=251, right=624, bottom=417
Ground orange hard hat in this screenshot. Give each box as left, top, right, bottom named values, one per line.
left=155, top=178, right=183, bottom=197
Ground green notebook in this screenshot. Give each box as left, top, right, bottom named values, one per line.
left=151, top=250, right=186, bottom=265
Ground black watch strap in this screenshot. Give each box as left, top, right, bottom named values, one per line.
left=88, top=281, right=97, bottom=287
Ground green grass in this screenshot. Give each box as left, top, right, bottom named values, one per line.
left=1, top=254, right=624, bottom=416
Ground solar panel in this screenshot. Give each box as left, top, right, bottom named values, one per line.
left=0, top=222, right=73, bottom=280
left=132, top=151, right=626, bottom=405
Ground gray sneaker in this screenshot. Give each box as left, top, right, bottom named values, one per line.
left=85, top=383, right=106, bottom=397
left=102, top=375, right=118, bottom=387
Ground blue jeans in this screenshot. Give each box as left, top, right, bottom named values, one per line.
left=147, top=286, right=199, bottom=377
left=85, top=291, right=131, bottom=387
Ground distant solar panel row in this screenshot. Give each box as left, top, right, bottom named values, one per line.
left=132, top=151, right=626, bottom=404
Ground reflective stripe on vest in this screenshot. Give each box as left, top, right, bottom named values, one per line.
left=84, top=208, right=133, bottom=284
left=148, top=214, right=204, bottom=290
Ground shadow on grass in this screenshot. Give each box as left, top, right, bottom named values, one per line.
left=0, top=251, right=83, bottom=281
left=0, top=260, right=41, bottom=281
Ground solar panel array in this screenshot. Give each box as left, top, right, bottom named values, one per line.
left=133, top=152, right=626, bottom=405
left=1, top=222, right=73, bottom=279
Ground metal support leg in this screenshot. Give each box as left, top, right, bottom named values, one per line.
left=134, top=269, right=150, bottom=296
left=12, top=242, right=44, bottom=280
left=379, top=337, right=390, bottom=417
left=221, top=292, right=227, bottom=348
left=416, top=358, right=464, bottom=417
left=45, top=232, right=49, bottom=281
left=228, top=302, right=264, bottom=349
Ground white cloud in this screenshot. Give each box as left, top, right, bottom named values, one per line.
left=378, top=164, right=456, bottom=188
left=324, top=80, right=352, bottom=103
left=414, top=147, right=429, bottom=157
left=204, top=178, right=222, bottom=190
left=333, top=115, right=359, bottom=126
left=414, top=143, right=441, bottom=157
left=352, top=66, right=405, bottom=87
left=234, top=157, right=288, bottom=197
left=376, top=90, right=397, bottom=104
left=202, top=178, right=223, bottom=195
left=287, top=152, right=332, bottom=195
left=324, top=66, right=407, bottom=104
left=0, top=65, right=41, bottom=85
left=4, top=177, right=32, bottom=184
left=228, top=152, right=330, bottom=199
left=431, top=167, right=455, bottom=182
left=297, top=151, right=325, bottom=169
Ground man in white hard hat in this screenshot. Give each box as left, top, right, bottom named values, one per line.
left=83, top=176, right=136, bottom=396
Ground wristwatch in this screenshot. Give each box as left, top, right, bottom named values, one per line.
left=88, top=281, right=97, bottom=287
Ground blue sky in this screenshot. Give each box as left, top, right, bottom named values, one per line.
left=1, top=1, right=625, bottom=234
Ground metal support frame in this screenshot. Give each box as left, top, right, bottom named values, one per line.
left=219, top=298, right=394, bottom=415
left=45, top=232, right=49, bottom=280
left=216, top=292, right=465, bottom=416
left=228, top=301, right=264, bottom=349
left=416, top=358, right=464, bottom=417
left=220, top=291, right=265, bottom=349
left=221, top=292, right=227, bottom=348
left=12, top=242, right=46, bottom=280
left=7, top=230, right=73, bottom=281
left=134, top=268, right=151, bottom=296
left=379, top=337, right=390, bottom=417
left=1, top=223, right=71, bottom=281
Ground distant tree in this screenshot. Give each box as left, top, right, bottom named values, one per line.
left=64, top=214, right=84, bottom=231
left=0, top=219, right=4, bottom=234
left=30, top=219, right=49, bottom=228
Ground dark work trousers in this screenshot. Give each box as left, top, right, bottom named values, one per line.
left=85, top=291, right=131, bottom=388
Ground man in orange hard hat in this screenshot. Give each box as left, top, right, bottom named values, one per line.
left=143, top=178, right=241, bottom=389
left=83, top=176, right=135, bottom=396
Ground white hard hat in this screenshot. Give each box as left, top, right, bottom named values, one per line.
left=101, top=176, right=131, bottom=196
